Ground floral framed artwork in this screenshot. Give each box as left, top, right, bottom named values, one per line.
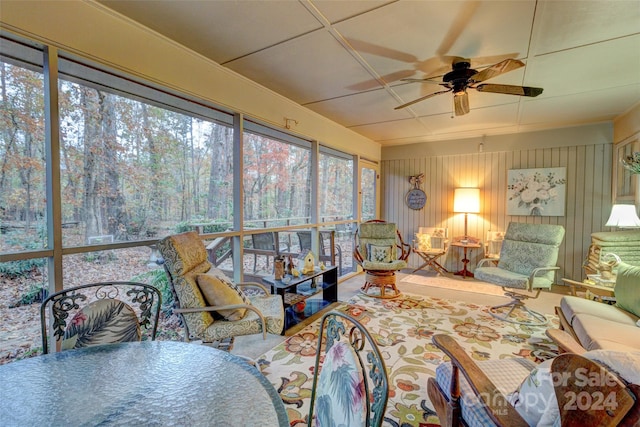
left=507, top=167, right=566, bottom=216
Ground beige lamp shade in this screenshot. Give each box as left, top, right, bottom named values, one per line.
left=453, top=188, right=480, bottom=213
left=605, top=204, right=640, bottom=228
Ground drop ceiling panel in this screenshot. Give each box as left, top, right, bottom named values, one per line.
left=99, top=0, right=323, bottom=63
left=312, top=0, right=395, bottom=24
left=521, top=85, right=640, bottom=126
left=225, top=30, right=375, bottom=105
left=305, top=88, right=414, bottom=127
left=532, top=0, right=640, bottom=55
left=421, top=103, right=520, bottom=135
left=526, top=35, right=640, bottom=97
left=350, top=117, right=433, bottom=142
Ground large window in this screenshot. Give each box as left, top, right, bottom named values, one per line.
left=58, top=55, right=235, bottom=246
left=243, top=123, right=311, bottom=228
left=319, top=147, right=354, bottom=222
left=0, top=32, right=362, bottom=364
left=0, top=39, right=47, bottom=252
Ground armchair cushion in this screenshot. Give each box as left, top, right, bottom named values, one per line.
left=615, top=262, right=640, bottom=318
left=62, top=299, right=141, bottom=350
left=366, top=244, right=393, bottom=263
left=496, top=240, right=558, bottom=287
left=201, top=293, right=284, bottom=342
left=473, top=266, right=530, bottom=289
left=196, top=273, right=249, bottom=321
left=435, top=357, right=536, bottom=427
left=361, top=259, right=407, bottom=271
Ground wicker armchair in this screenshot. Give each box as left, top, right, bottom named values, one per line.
left=354, top=220, right=410, bottom=298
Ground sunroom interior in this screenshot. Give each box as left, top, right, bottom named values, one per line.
left=1, top=0, right=639, bottom=401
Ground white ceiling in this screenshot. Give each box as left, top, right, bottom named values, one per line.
left=99, top=0, right=640, bottom=146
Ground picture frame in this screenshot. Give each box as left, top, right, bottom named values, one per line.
left=612, top=133, right=640, bottom=204
left=507, top=167, right=567, bottom=216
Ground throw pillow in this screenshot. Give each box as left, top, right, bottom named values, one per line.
left=614, top=262, right=640, bottom=317
left=196, top=273, right=250, bottom=321
left=366, top=244, right=393, bottom=263
left=415, top=233, right=432, bottom=251
left=508, top=359, right=559, bottom=427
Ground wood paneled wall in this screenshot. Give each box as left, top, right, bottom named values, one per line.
left=381, top=142, right=613, bottom=281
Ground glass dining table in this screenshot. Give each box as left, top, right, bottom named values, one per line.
left=0, top=341, right=288, bottom=426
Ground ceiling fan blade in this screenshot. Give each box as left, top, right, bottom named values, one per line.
left=394, top=89, right=452, bottom=110
left=475, top=84, right=543, bottom=97
left=470, top=58, right=524, bottom=83
left=454, top=92, right=470, bottom=116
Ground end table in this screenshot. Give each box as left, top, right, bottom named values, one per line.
left=450, top=240, right=482, bottom=279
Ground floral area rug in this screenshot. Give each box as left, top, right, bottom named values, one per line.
left=257, top=292, right=559, bottom=427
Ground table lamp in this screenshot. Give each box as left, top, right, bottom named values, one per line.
left=453, top=188, right=480, bottom=242
left=605, top=204, right=640, bottom=229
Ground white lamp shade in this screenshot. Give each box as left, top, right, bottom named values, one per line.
left=453, top=188, right=480, bottom=213
left=605, top=204, right=640, bottom=227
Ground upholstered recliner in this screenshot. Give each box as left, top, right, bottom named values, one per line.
left=354, top=220, right=410, bottom=298
left=158, top=231, right=284, bottom=346
left=475, top=222, right=565, bottom=326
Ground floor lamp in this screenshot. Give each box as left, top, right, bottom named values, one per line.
left=453, top=188, right=480, bottom=242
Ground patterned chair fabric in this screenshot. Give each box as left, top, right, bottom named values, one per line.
left=355, top=221, right=410, bottom=271
left=309, top=311, right=389, bottom=427
left=40, top=281, right=161, bottom=354
left=157, top=231, right=284, bottom=343
left=475, top=222, right=565, bottom=291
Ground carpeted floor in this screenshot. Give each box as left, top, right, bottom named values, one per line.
left=257, top=291, right=559, bottom=427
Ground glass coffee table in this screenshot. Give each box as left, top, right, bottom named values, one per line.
left=263, top=265, right=338, bottom=334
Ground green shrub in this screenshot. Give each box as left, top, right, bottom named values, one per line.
left=0, top=258, right=46, bottom=279
left=9, top=284, right=48, bottom=308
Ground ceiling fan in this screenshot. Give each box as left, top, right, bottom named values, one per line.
left=395, top=58, right=543, bottom=115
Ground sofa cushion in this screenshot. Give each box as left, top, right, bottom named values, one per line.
left=572, top=314, right=640, bottom=351
left=560, top=295, right=638, bottom=327
left=614, top=262, right=640, bottom=318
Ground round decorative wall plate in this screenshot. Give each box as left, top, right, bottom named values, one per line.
left=405, top=188, right=427, bottom=210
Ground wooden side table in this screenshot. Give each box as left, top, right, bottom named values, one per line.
left=450, top=240, right=482, bottom=279
left=561, top=278, right=615, bottom=303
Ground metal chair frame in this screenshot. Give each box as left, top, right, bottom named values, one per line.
left=40, top=281, right=161, bottom=354
left=309, top=311, right=389, bottom=427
